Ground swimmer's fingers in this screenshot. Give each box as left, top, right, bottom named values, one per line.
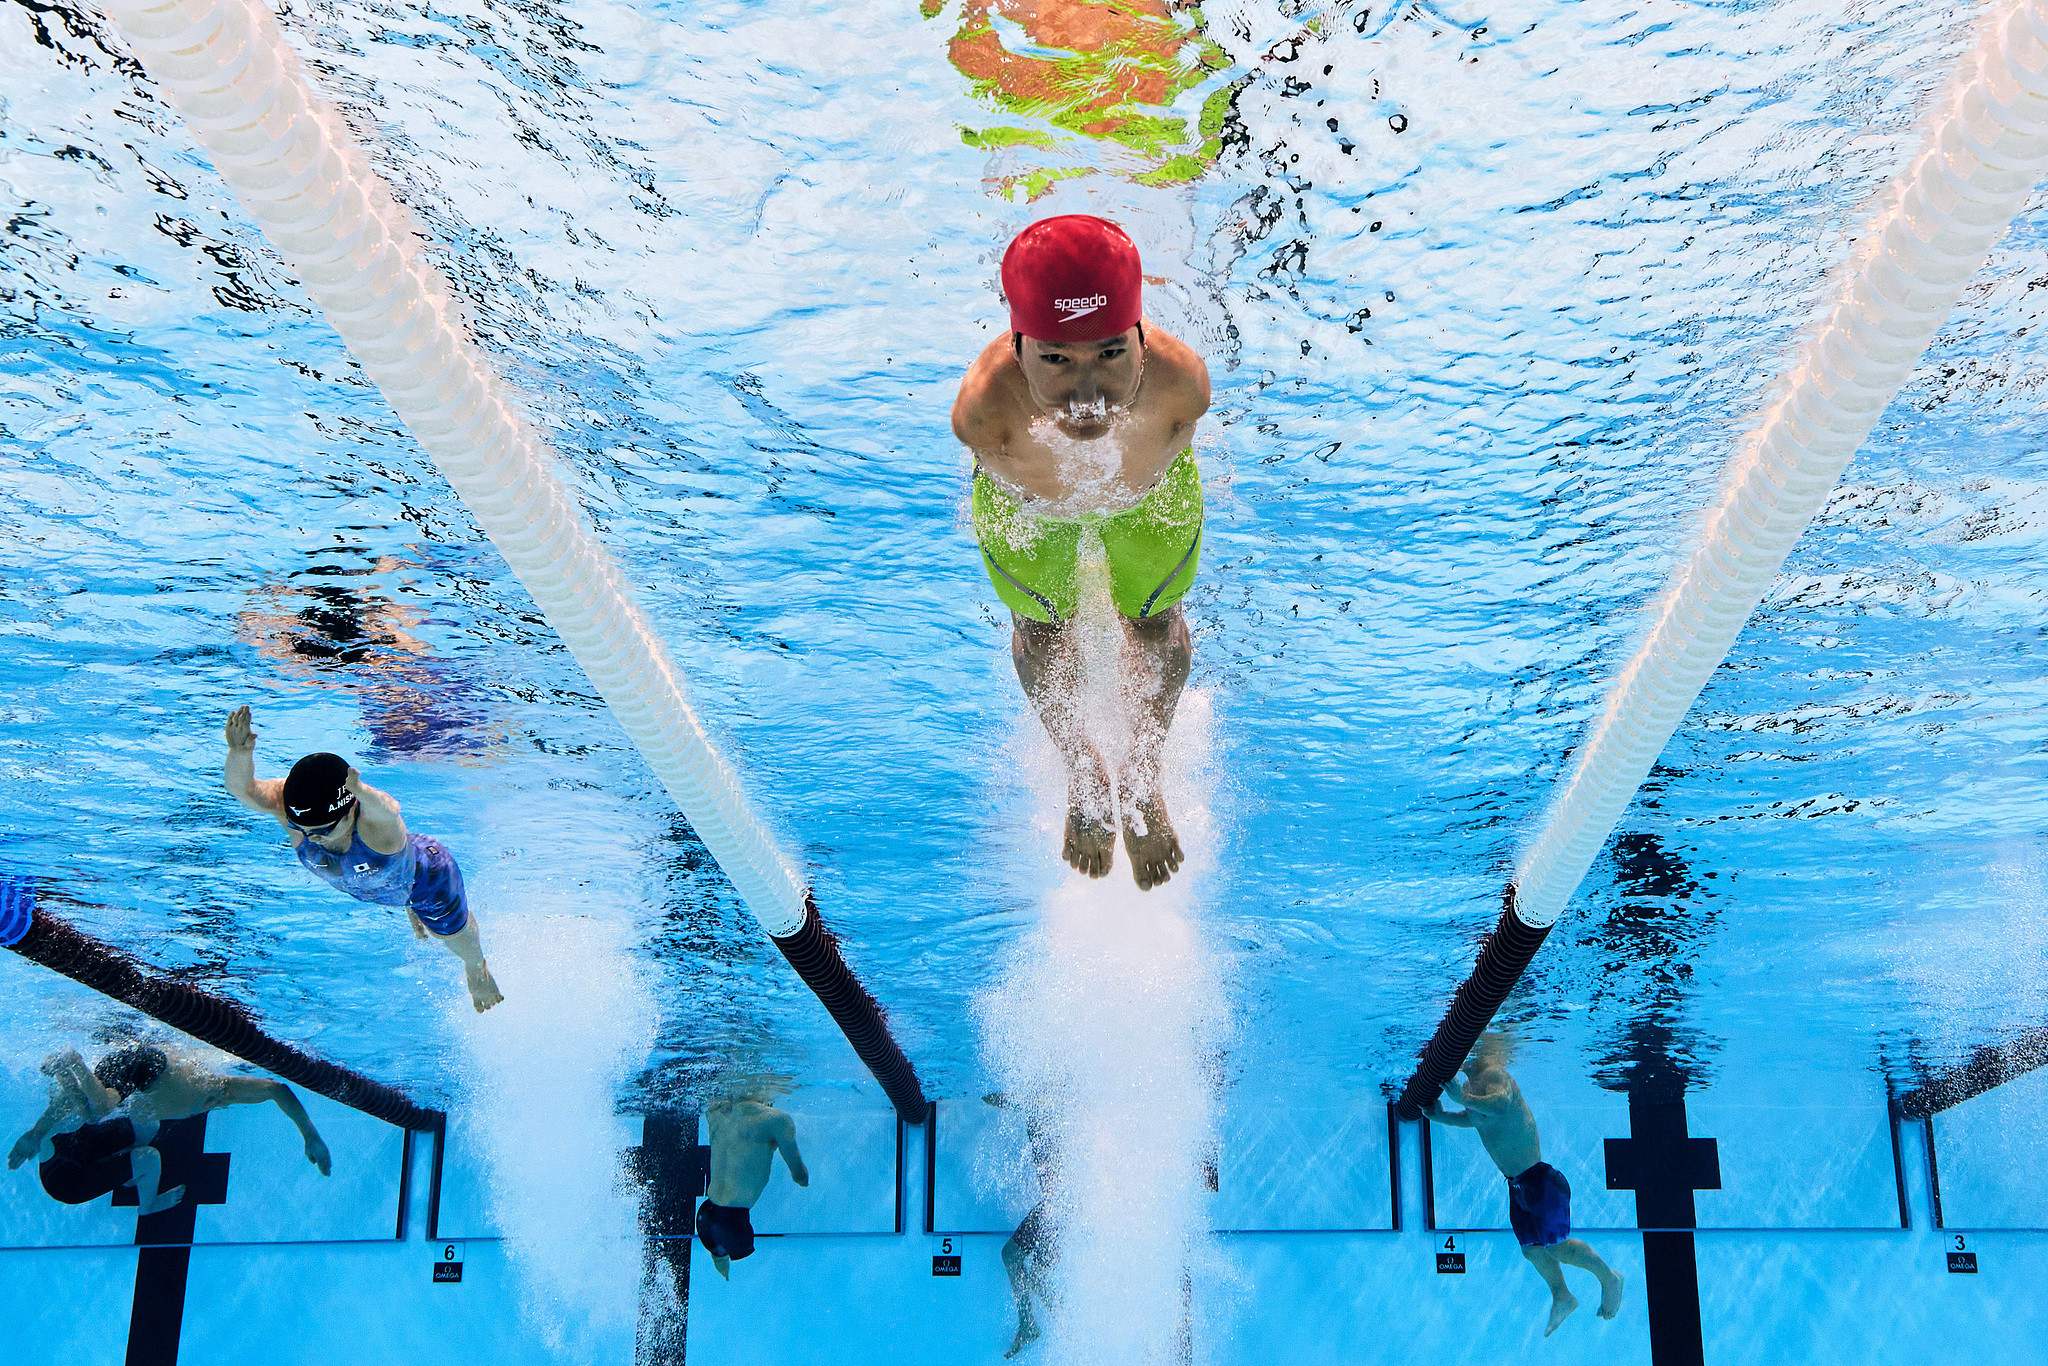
left=224, top=705, right=257, bottom=749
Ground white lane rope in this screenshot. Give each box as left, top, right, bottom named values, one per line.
left=99, top=0, right=810, bottom=935
left=1513, top=0, right=2048, bottom=929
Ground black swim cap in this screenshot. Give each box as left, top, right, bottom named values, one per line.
left=283, top=752, right=355, bottom=827
left=94, top=1044, right=168, bottom=1100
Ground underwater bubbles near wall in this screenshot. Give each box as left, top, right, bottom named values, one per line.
left=451, top=903, right=655, bottom=1354
left=977, top=566, right=1229, bottom=1365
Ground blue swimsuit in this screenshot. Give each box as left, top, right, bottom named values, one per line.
left=293, top=830, right=470, bottom=936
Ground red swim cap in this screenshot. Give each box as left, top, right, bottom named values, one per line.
left=1001, top=215, right=1143, bottom=344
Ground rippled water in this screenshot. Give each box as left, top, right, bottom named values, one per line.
left=2, top=0, right=2045, bottom=1147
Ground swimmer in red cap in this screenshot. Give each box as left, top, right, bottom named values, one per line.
left=951, top=215, right=1212, bottom=890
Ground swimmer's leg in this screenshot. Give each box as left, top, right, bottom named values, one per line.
left=1001, top=1234, right=1045, bottom=1357
left=128, top=1143, right=185, bottom=1217
left=432, top=912, right=504, bottom=1013
left=1522, top=1244, right=1580, bottom=1336
left=1553, top=1237, right=1624, bottom=1320
left=1013, top=613, right=1114, bottom=878
left=49, top=1058, right=103, bottom=1119
left=1116, top=605, right=1190, bottom=891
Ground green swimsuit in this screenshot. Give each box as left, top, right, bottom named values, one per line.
left=972, top=447, right=1204, bottom=624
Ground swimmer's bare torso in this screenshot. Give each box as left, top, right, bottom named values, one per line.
left=125, top=1058, right=334, bottom=1175
left=951, top=321, right=1210, bottom=516
left=1441, top=1066, right=1544, bottom=1177
left=706, top=1099, right=809, bottom=1207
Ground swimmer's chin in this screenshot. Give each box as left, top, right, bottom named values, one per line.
left=1051, top=415, right=1115, bottom=439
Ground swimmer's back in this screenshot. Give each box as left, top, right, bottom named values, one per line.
left=705, top=1102, right=793, bottom=1209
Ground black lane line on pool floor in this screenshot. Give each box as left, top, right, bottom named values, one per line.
left=121, top=1113, right=231, bottom=1366
left=628, top=1110, right=708, bottom=1366
left=1606, top=1096, right=1720, bottom=1366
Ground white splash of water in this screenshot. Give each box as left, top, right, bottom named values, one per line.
left=979, top=548, right=1226, bottom=1366
left=452, top=908, right=654, bottom=1355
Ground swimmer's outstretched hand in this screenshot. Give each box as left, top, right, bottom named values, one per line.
left=8, top=1131, right=40, bottom=1170
left=305, top=1135, right=332, bottom=1176
left=225, top=704, right=257, bottom=752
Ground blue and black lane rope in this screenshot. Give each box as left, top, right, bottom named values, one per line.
left=0, top=874, right=442, bottom=1132
left=771, top=895, right=928, bottom=1125
left=1395, top=885, right=1553, bottom=1122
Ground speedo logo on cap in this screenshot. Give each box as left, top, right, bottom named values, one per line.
left=1055, top=293, right=1108, bottom=323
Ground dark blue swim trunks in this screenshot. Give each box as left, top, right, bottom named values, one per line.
left=696, top=1200, right=756, bottom=1260
left=1507, top=1161, right=1573, bottom=1248
left=41, top=1118, right=139, bottom=1206
left=407, top=837, right=469, bottom=937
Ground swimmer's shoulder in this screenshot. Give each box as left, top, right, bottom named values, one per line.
left=951, top=335, right=1028, bottom=451
left=1139, top=321, right=1211, bottom=424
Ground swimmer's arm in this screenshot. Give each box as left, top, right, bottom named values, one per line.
left=344, top=769, right=409, bottom=852
left=1453, top=1079, right=1514, bottom=1115
left=1143, top=325, right=1212, bottom=429
left=223, top=705, right=288, bottom=820
left=8, top=1105, right=61, bottom=1169
left=771, top=1113, right=809, bottom=1187
left=52, top=1061, right=119, bottom=1122
left=950, top=340, right=1016, bottom=455
left=219, top=1078, right=332, bottom=1175
left=1422, top=1098, right=1475, bottom=1128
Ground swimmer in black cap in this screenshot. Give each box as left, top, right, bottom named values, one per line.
left=12, top=1041, right=331, bottom=1211
left=222, top=705, right=503, bottom=1012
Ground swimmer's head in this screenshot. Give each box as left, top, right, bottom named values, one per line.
left=1003, top=216, right=1146, bottom=437
left=94, top=1043, right=168, bottom=1100
left=1466, top=1032, right=1516, bottom=1073
left=1002, top=214, right=1142, bottom=344
left=282, top=752, right=356, bottom=833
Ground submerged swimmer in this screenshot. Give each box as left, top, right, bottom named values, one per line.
left=1424, top=1035, right=1625, bottom=1336
left=983, top=1091, right=1060, bottom=1358
left=12, top=1043, right=330, bottom=1213
left=697, top=1095, right=809, bottom=1281
left=223, top=705, right=503, bottom=1012
left=952, top=215, right=1212, bottom=889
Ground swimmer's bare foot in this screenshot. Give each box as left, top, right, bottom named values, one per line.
left=1545, top=1289, right=1580, bottom=1337
left=1119, top=787, right=1184, bottom=891
left=1063, top=751, right=1115, bottom=879
left=1598, top=1269, right=1624, bottom=1320
left=139, top=1184, right=186, bottom=1217
left=1005, top=1305, right=1041, bottom=1358
left=467, top=962, right=504, bottom=1013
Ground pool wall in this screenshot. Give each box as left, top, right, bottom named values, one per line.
left=2, top=1113, right=2043, bottom=1364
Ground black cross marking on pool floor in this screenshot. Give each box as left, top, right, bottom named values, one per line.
left=625, top=1111, right=710, bottom=1366
left=1606, top=1096, right=1720, bottom=1366
left=116, top=1114, right=232, bottom=1366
